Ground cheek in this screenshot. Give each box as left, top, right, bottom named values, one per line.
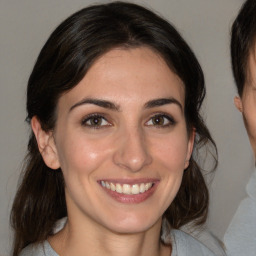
left=56, top=134, right=111, bottom=176
left=152, top=135, right=189, bottom=168
left=243, top=99, right=256, bottom=136
left=151, top=135, right=188, bottom=210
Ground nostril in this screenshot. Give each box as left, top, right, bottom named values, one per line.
left=113, top=131, right=152, bottom=172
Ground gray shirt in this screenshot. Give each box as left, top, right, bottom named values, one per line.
left=20, top=229, right=218, bottom=256
left=224, top=169, right=256, bottom=256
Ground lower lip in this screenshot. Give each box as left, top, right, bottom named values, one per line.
left=100, top=183, right=158, bottom=204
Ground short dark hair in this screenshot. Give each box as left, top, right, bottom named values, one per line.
left=11, top=2, right=217, bottom=255
left=231, top=0, right=256, bottom=96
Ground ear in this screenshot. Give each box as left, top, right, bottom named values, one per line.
left=31, top=116, right=60, bottom=170
left=184, top=128, right=196, bottom=169
left=234, top=96, right=243, bottom=113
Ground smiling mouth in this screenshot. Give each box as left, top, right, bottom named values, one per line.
left=100, top=181, right=154, bottom=195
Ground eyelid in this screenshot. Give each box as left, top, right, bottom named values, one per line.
left=81, top=113, right=112, bottom=128
left=145, top=113, right=176, bottom=127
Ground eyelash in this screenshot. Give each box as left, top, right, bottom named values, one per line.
left=81, top=113, right=176, bottom=129
left=145, top=113, right=176, bottom=128
left=81, top=113, right=111, bottom=129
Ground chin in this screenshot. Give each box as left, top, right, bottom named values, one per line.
left=102, top=213, right=161, bottom=234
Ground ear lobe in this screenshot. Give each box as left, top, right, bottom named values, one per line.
left=184, top=128, right=196, bottom=169
left=234, top=96, right=243, bottom=112
left=31, top=116, right=60, bottom=170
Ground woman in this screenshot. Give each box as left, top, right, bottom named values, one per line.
left=11, top=2, right=218, bottom=256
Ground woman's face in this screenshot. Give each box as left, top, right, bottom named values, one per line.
left=49, top=47, right=194, bottom=234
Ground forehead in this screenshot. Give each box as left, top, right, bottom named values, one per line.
left=58, top=47, right=185, bottom=110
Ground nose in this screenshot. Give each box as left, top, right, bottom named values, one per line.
left=113, top=126, right=152, bottom=172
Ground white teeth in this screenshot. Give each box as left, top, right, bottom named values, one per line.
left=123, top=184, right=131, bottom=194
left=101, top=181, right=153, bottom=195
left=110, top=183, right=115, bottom=191
left=131, top=184, right=140, bottom=195
left=145, top=183, right=152, bottom=190
left=106, top=182, right=110, bottom=189
left=139, top=183, right=145, bottom=193
left=115, top=183, right=123, bottom=193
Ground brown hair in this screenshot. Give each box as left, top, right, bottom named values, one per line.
left=11, top=2, right=217, bottom=255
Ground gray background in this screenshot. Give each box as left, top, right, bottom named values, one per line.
left=1, top=0, right=253, bottom=255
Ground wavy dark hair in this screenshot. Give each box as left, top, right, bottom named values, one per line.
left=11, top=2, right=217, bottom=255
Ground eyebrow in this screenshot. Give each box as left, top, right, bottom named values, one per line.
left=69, top=98, right=120, bottom=112
left=69, top=97, right=183, bottom=112
left=144, top=98, right=183, bottom=111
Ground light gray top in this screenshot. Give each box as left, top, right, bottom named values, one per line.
left=224, top=169, right=256, bottom=256
left=19, top=241, right=56, bottom=256
left=19, top=229, right=218, bottom=256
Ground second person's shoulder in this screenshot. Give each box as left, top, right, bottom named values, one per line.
left=170, top=229, right=223, bottom=256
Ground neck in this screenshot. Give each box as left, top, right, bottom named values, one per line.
left=49, top=217, right=171, bottom=256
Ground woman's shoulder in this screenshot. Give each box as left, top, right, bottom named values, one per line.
left=19, top=240, right=58, bottom=256
left=170, top=229, right=223, bottom=256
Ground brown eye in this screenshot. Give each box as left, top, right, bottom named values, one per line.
left=146, top=114, right=175, bottom=127
left=152, top=116, right=165, bottom=125
left=81, top=115, right=110, bottom=128
left=89, top=117, right=103, bottom=126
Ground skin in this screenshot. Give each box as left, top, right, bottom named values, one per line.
left=234, top=47, right=256, bottom=160
left=32, top=47, right=194, bottom=256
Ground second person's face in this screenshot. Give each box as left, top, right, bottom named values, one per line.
left=235, top=48, right=256, bottom=159
left=52, top=47, right=194, bottom=235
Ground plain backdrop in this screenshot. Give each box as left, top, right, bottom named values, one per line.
left=0, top=0, right=254, bottom=255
